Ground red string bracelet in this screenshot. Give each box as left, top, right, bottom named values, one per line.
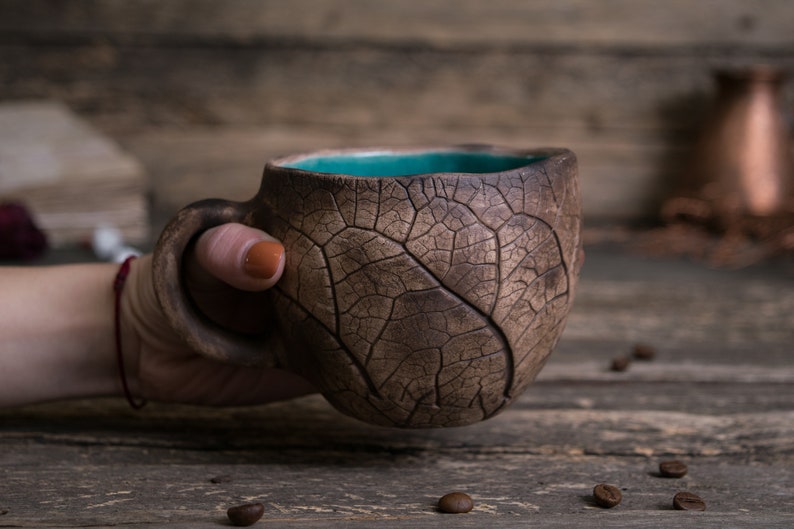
left=114, top=255, right=147, bottom=410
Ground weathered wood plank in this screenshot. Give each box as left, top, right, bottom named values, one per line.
left=3, top=43, right=791, bottom=132
left=2, top=395, right=793, bottom=528
left=119, top=125, right=687, bottom=226
left=2, top=0, right=793, bottom=49
left=2, top=449, right=793, bottom=528
left=2, top=28, right=792, bottom=224
left=3, top=44, right=791, bottom=222
left=563, top=281, right=794, bottom=348
left=2, top=248, right=792, bottom=528
left=2, top=378, right=793, bottom=460
left=2, top=2, right=793, bottom=227
left=524, top=381, right=794, bottom=414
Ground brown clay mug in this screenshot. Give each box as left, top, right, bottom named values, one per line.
left=153, top=145, right=583, bottom=428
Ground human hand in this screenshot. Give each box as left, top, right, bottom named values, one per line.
left=122, top=223, right=316, bottom=406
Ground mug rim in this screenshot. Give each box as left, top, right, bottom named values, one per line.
left=266, top=144, right=573, bottom=179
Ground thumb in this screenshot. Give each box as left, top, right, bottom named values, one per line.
left=193, top=223, right=285, bottom=292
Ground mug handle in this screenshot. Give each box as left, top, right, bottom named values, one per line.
left=152, top=198, right=280, bottom=367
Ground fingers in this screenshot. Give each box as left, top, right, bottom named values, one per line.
left=193, top=223, right=285, bottom=292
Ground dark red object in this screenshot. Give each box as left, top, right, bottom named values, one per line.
left=114, top=255, right=147, bottom=410
left=0, top=202, right=48, bottom=260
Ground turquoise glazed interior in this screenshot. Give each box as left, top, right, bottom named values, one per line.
left=282, top=151, right=545, bottom=177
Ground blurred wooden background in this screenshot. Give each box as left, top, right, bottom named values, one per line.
left=2, top=5, right=794, bottom=527
left=1, top=0, right=793, bottom=236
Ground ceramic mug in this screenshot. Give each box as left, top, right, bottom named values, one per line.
left=153, top=145, right=583, bottom=428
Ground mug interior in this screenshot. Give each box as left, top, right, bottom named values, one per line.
left=280, top=150, right=546, bottom=177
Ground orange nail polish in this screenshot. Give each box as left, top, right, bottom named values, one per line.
left=244, top=240, right=283, bottom=279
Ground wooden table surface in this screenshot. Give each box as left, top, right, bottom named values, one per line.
left=2, top=247, right=793, bottom=528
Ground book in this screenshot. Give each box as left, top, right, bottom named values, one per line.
left=0, top=100, right=148, bottom=248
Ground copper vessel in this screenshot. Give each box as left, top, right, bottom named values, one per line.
left=664, top=66, right=794, bottom=227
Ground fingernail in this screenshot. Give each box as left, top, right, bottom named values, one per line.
left=244, top=240, right=283, bottom=279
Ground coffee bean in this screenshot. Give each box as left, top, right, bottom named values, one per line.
left=632, top=343, right=656, bottom=361
left=227, top=502, right=264, bottom=526
left=610, top=356, right=631, bottom=372
left=592, top=483, right=622, bottom=508
left=659, top=460, right=688, bottom=478
left=438, top=492, right=474, bottom=513
left=673, top=491, right=706, bottom=511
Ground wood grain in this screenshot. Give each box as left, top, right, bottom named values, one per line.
left=1, top=249, right=793, bottom=528
left=120, top=125, right=685, bottom=229
left=2, top=0, right=793, bottom=49
left=1, top=2, right=793, bottom=222
left=1, top=5, right=794, bottom=524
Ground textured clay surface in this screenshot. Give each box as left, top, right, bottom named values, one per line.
left=253, top=150, right=582, bottom=428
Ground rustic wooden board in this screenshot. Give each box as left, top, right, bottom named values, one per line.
left=2, top=441, right=793, bottom=528
left=2, top=388, right=793, bottom=528
left=1, top=249, right=793, bottom=528
left=2, top=2, right=793, bottom=223
left=2, top=44, right=791, bottom=222
left=4, top=42, right=791, bottom=132
left=2, top=5, right=793, bottom=524
left=119, top=125, right=689, bottom=229
left=2, top=0, right=793, bottom=49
